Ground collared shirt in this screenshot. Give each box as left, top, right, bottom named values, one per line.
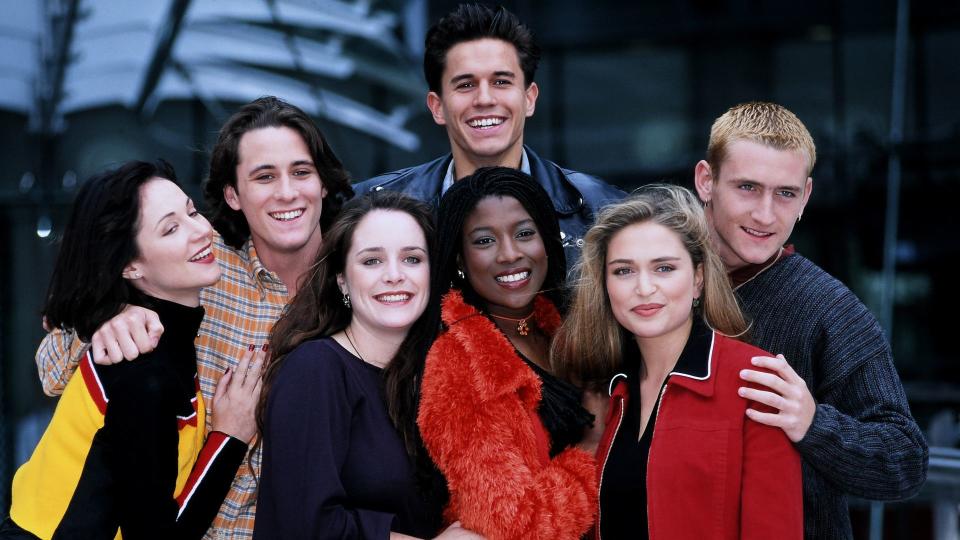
left=35, top=233, right=289, bottom=540
left=439, top=149, right=531, bottom=195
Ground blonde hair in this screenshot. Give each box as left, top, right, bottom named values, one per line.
left=551, top=184, right=748, bottom=391
left=707, top=101, right=816, bottom=177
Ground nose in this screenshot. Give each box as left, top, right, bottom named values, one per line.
left=751, top=193, right=776, bottom=226
left=274, top=173, right=298, bottom=201
left=383, top=257, right=405, bottom=284
left=474, top=81, right=496, bottom=107
left=496, top=237, right=522, bottom=264
left=634, top=270, right=656, bottom=297
left=189, top=213, right=214, bottom=240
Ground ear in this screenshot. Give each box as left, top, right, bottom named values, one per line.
left=693, top=160, right=715, bottom=204
left=224, top=184, right=242, bottom=211
left=336, top=273, right=347, bottom=295
left=320, top=180, right=328, bottom=199
left=426, top=92, right=446, bottom=126
left=799, top=176, right=813, bottom=214
left=122, top=262, right=142, bottom=281
left=524, top=82, right=539, bottom=118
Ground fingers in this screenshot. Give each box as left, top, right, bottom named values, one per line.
left=749, top=354, right=800, bottom=383
left=214, top=368, right=232, bottom=405
left=236, top=344, right=255, bottom=385
left=737, top=386, right=786, bottom=411
left=145, top=312, right=164, bottom=348
left=744, top=407, right=783, bottom=428
left=739, top=368, right=789, bottom=395
left=92, top=327, right=124, bottom=364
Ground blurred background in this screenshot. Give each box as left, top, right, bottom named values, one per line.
left=1, top=0, right=958, bottom=537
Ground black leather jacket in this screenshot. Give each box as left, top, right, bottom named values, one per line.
left=352, top=146, right=625, bottom=270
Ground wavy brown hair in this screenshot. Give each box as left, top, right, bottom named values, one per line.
left=254, top=191, right=439, bottom=491
left=551, top=184, right=749, bottom=392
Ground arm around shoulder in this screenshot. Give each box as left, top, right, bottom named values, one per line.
left=796, top=298, right=928, bottom=500
left=35, top=327, right=88, bottom=396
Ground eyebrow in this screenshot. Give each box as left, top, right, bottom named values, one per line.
left=449, top=70, right=516, bottom=85
left=606, top=256, right=682, bottom=266
left=154, top=198, right=192, bottom=231
left=247, top=160, right=315, bottom=176
left=355, top=246, right=427, bottom=255
left=467, top=218, right=534, bottom=236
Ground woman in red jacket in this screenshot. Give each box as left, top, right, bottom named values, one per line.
left=417, top=167, right=598, bottom=540
left=551, top=184, right=802, bottom=540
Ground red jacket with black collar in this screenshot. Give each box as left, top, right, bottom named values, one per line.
left=595, top=327, right=803, bottom=540
left=418, top=290, right=597, bottom=540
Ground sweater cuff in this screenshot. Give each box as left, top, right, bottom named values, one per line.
left=795, top=402, right=836, bottom=456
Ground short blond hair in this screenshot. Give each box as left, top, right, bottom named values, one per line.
left=707, top=101, right=816, bottom=177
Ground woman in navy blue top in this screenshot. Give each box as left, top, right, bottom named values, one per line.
left=255, top=192, right=481, bottom=540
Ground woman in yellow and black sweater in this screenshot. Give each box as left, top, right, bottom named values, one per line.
left=1, top=160, right=260, bottom=540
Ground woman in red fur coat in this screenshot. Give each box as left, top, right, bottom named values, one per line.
left=551, top=185, right=802, bottom=540
left=417, top=167, right=598, bottom=540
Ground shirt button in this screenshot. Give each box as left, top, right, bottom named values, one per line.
left=374, top=186, right=384, bottom=191
left=576, top=238, right=585, bottom=247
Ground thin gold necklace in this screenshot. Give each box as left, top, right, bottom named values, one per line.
left=489, top=310, right=535, bottom=336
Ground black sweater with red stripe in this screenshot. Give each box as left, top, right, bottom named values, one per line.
left=8, top=297, right=247, bottom=539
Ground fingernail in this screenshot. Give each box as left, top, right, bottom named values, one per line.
left=738, top=387, right=746, bottom=396
left=248, top=344, right=255, bottom=351
left=751, top=357, right=761, bottom=365
left=262, top=343, right=269, bottom=352
left=740, top=369, right=748, bottom=378
left=224, top=367, right=231, bottom=375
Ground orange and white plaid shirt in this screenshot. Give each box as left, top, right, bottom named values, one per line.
left=35, top=234, right=290, bottom=539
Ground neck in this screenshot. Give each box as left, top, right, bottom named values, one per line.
left=635, top=316, right=693, bottom=383
left=254, top=232, right=323, bottom=297
left=451, top=143, right=524, bottom=181
left=135, top=285, right=202, bottom=308
left=487, top=300, right=536, bottom=338
left=344, top=318, right=406, bottom=368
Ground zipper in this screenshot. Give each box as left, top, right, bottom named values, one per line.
left=595, top=396, right=626, bottom=540
left=645, top=381, right=669, bottom=539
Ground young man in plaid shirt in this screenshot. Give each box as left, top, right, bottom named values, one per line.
left=34, top=96, right=354, bottom=539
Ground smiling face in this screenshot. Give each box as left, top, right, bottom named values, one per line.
left=694, top=139, right=812, bottom=271
left=124, top=178, right=220, bottom=306
left=426, top=38, right=539, bottom=177
left=337, top=210, right=430, bottom=337
left=224, top=126, right=327, bottom=262
left=461, top=195, right=547, bottom=317
left=605, top=221, right=703, bottom=348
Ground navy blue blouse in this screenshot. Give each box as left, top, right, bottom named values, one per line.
left=255, top=338, right=440, bottom=539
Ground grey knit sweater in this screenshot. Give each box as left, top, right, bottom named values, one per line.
left=736, top=253, right=928, bottom=540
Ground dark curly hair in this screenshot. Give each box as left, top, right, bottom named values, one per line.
left=424, top=3, right=541, bottom=94
left=203, top=96, right=353, bottom=249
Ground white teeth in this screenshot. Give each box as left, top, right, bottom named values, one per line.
left=377, top=294, right=410, bottom=303
left=743, top=227, right=772, bottom=237
left=496, top=271, right=529, bottom=283
left=270, top=209, right=304, bottom=221
left=189, top=246, right=212, bottom=262
left=469, top=117, right=504, bottom=128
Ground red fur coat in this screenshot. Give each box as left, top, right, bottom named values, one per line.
left=417, top=290, right=597, bottom=540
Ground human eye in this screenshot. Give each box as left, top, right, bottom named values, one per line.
left=293, top=168, right=314, bottom=178
left=516, top=228, right=536, bottom=239
left=162, top=223, right=178, bottom=236
left=362, top=258, right=381, bottom=266
left=472, top=236, right=495, bottom=246
left=455, top=81, right=475, bottom=90
left=737, top=183, right=757, bottom=192
left=777, top=189, right=797, bottom=198
left=494, top=78, right=512, bottom=86
left=654, top=265, right=675, bottom=273
left=611, top=266, right=633, bottom=276
left=255, top=173, right=275, bottom=182
left=403, top=255, right=422, bottom=264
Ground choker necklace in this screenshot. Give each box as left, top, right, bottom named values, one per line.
left=489, top=311, right=535, bottom=336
